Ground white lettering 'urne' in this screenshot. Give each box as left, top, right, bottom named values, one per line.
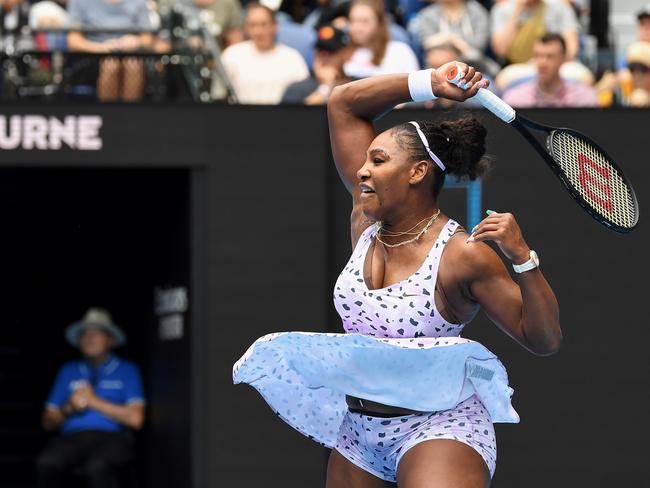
left=0, top=115, right=102, bottom=150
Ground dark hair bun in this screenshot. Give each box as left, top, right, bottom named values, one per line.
left=438, top=116, right=490, bottom=180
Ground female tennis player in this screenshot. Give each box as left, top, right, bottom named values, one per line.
left=233, top=61, right=562, bottom=488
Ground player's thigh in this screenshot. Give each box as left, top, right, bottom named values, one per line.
left=396, top=439, right=490, bottom=488
left=326, top=448, right=394, bottom=488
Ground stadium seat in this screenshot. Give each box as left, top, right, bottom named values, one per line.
left=277, top=22, right=316, bottom=68
left=390, top=23, right=422, bottom=65
left=396, top=0, right=427, bottom=24
left=389, top=22, right=411, bottom=45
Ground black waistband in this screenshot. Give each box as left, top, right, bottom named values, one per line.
left=345, top=395, right=423, bottom=418
left=347, top=407, right=408, bottom=418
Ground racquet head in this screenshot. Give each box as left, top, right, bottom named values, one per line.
left=546, top=129, right=639, bottom=233
left=444, top=62, right=639, bottom=233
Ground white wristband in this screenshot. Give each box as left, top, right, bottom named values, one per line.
left=408, top=69, right=437, bottom=102
left=512, top=250, right=540, bottom=274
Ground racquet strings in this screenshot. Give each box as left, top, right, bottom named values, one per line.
left=549, top=131, right=638, bottom=230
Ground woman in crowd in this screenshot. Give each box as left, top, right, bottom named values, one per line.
left=408, top=0, right=490, bottom=58
left=343, top=0, right=419, bottom=78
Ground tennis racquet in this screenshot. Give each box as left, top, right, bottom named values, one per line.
left=447, top=65, right=639, bottom=234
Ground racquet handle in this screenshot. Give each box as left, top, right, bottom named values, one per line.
left=446, top=65, right=516, bottom=124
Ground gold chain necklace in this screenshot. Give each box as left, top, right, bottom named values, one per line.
left=378, top=211, right=440, bottom=236
left=375, top=209, right=441, bottom=248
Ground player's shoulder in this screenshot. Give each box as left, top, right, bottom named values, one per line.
left=445, top=226, right=502, bottom=276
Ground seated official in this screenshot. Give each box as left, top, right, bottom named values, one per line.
left=36, top=308, right=145, bottom=488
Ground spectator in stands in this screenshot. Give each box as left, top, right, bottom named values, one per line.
left=282, top=24, right=352, bottom=104
left=490, top=0, right=579, bottom=65
left=194, top=0, right=244, bottom=46
left=594, top=7, right=650, bottom=107
left=36, top=308, right=145, bottom=488
left=303, top=0, right=350, bottom=30
left=1, top=0, right=30, bottom=38
left=66, top=0, right=154, bottom=101
left=157, top=0, right=244, bottom=47
left=221, top=2, right=309, bottom=104
left=421, top=31, right=501, bottom=77
left=343, top=0, right=419, bottom=78
left=420, top=37, right=492, bottom=108
left=29, top=2, right=68, bottom=30
left=638, top=5, right=650, bottom=43
left=502, top=33, right=596, bottom=107
left=625, top=41, right=650, bottom=107
left=408, top=0, right=489, bottom=56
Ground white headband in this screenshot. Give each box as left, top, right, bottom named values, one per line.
left=408, top=121, right=446, bottom=172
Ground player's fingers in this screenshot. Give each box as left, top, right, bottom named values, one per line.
left=462, top=66, right=476, bottom=86
left=470, top=215, right=502, bottom=234
left=466, top=76, right=488, bottom=96
left=462, top=71, right=481, bottom=90
left=469, top=71, right=483, bottom=86
left=468, top=230, right=501, bottom=243
left=471, top=223, right=501, bottom=238
left=468, top=225, right=501, bottom=242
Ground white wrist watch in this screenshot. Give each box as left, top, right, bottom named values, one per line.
left=512, top=250, right=539, bottom=274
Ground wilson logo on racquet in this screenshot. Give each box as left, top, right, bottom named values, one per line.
left=446, top=62, right=638, bottom=233
left=577, top=153, right=614, bottom=214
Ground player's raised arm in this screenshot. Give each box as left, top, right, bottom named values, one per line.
left=327, top=64, right=488, bottom=198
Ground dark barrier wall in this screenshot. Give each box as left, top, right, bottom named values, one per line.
left=0, top=106, right=647, bottom=487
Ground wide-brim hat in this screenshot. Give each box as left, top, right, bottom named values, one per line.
left=65, top=308, right=127, bottom=348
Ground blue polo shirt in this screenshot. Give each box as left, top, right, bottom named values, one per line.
left=46, top=355, right=145, bottom=434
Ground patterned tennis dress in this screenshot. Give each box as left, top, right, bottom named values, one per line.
left=233, top=218, right=519, bottom=482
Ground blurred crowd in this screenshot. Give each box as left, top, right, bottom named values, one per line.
left=1, top=0, right=649, bottom=107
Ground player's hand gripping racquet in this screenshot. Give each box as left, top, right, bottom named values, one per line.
left=446, top=64, right=639, bottom=234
